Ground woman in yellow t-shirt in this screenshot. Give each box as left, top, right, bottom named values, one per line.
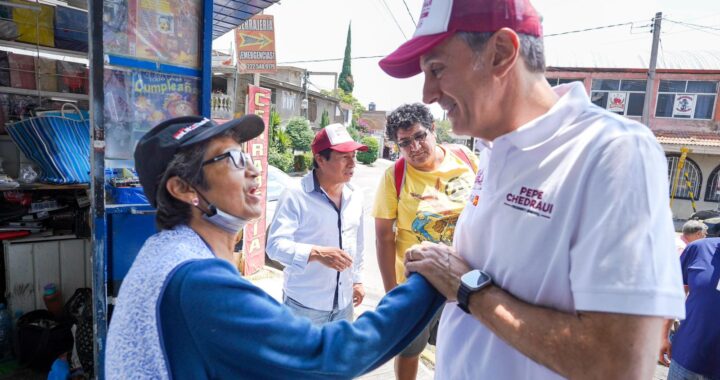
left=372, top=103, right=478, bottom=379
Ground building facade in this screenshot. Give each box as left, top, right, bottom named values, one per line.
left=547, top=64, right=720, bottom=219
left=211, top=57, right=345, bottom=129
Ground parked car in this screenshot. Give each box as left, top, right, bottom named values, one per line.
left=266, top=165, right=292, bottom=202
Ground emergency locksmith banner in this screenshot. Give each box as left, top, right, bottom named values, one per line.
left=235, top=15, right=277, bottom=74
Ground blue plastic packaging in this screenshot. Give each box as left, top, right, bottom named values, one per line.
left=0, top=303, right=12, bottom=359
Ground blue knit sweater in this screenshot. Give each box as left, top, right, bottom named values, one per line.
left=159, top=258, right=445, bottom=379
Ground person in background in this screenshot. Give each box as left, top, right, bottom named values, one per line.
left=383, top=0, right=686, bottom=377
left=267, top=124, right=367, bottom=325
left=105, top=115, right=445, bottom=379
left=676, top=219, right=708, bottom=254
left=372, top=103, right=477, bottom=379
left=661, top=237, right=720, bottom=380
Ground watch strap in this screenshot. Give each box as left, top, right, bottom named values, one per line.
left=457, top=282, right=472, bottom=314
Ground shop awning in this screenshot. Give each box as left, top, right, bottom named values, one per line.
left=213, top=0, right=279, bottom=39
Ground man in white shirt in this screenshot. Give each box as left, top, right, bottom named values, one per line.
left=267, top=124, right=367, bottom=324
left=380, top=0, right=687, bottom=378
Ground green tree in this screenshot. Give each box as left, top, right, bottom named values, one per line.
left=269, top=108, right=281, bottom=141
left=346, top=125, right=361, bottom=142
left=285, top=117, right=314, bottom=152
left=435, top=119, right=453, bottom=143
left=268, top=148, right=294, bottom=173
left=321, top=88, right=366, bottom=127
left=356, top=136, right=379, bottom=165
left=320, top=109, right=330, bottom=128
left=338, top=23, right=354, bottom=93
left=269, top=109, right=291, bottom=153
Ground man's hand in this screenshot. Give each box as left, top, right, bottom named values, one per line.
left=352, top=283, right=365, bottom=307
left=658, top=335, right=672, bottom=366
left=658, top=319, right=673, bottom=366
left=309, top=246, right=353, bottom=271
left=404, top=241, right=471, bottom=300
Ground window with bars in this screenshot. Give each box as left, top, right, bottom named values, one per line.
left=667, top=154, right=703, bottom=200
left=655, top=80, right=717, bottom=120
left=590, top=79, right=647, bottom=117
left=704, top=164, right=720, bottom=202
left=546, top=78, right=584, bottom=86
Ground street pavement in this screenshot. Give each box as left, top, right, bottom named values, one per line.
left=253, top=158, right=670, bottom=380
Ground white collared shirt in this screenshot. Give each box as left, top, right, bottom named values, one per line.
left=266, top=170, right=364, bottom=311
left=436, top=82, right=686, bottom=379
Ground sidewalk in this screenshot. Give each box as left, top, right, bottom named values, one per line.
left=247, top=267, right=435, bottom=379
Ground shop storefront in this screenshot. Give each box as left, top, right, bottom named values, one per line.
left=0, top=0, right=277, bottom=377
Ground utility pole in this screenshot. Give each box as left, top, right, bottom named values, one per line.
left=641, top=12, right=662, bottom=127
left=301, top=70, right=309, bottom=118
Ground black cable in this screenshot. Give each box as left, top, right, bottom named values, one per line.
left=279, top=20, right=655, bottom=64
left=664, top=19, right=720, bottom=37
left=378, top=0, right=408, bottom=40
left=401, top=0, right=417, bottom=27
left=278, top=55, right=385, bottom=64
left=545, top=22, right=635, bottom=37
left=664, top=18, right=720, bottom=32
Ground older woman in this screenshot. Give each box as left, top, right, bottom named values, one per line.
left=105, top=115, right=445, bottom=379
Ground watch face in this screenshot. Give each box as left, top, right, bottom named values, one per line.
left=462, top=270, right=491, bottom=289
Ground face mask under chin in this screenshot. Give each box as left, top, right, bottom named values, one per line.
left=202, top=206, right=250, bottom=233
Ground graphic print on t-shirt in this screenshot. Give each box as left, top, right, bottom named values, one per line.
left=410, top=176, right=473, bottom=244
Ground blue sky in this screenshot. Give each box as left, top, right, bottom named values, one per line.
left=214, top=0, right=720, bottom=118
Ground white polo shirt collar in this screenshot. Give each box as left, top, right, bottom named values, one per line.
left=477, top=82, right=590, bottom=150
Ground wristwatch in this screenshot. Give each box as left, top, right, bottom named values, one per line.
left=457, top=269, right=492, bottom=314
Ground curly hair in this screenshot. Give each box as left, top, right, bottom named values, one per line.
left=385, top=103, right=434, bottom=142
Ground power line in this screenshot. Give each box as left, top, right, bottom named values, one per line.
left=278, top=55, right=385, bottom=65
left=401, top=0, right=417, bottom=27
left=664, top=18, right=720, bottom=33
left=279, top=20, right=658, bottom=65
left=378, top=0, right=408, bottom=40
left=545, top=21, right=637, bottom=37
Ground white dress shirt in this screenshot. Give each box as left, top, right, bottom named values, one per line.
left=266, top=170, right=364, bottom=311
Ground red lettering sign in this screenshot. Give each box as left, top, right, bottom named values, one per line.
left=243, top=85, right=271, bottom=275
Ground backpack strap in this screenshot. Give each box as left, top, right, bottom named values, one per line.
left=394, top=157, right=406, bottom=198
left=445, top=144, right=475, bottom=172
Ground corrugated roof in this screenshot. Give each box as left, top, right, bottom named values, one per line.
left=213, top=0, right=279, bottom=39
left=654, top=129, right=720, bottom=147
left=547, top=50, right=720, bottom=71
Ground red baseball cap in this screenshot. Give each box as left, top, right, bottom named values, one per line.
left=311, top=123, right=368, bottom=155
left=379, top=0, right=542, bottom=78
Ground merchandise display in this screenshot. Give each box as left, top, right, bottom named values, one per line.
left=103, top=0, right=202, bottom=68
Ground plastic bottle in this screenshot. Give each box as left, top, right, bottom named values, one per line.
left=0, top=304, right=12, bottom=359
left=43, top=284, right=64, bottom=318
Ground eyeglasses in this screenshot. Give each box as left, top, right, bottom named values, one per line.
left=202, top=150, right=252, bottom=170
left=397, top=130, right=429, bottom=148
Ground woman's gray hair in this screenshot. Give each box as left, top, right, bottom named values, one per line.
left=456, top=31, right=546, bottom=73
left=154, top=127, right=243, bottom=230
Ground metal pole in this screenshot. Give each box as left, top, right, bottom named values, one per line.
left=88, top=0, right=108, bottom=376
left=641, top=12, right=662, bottom=127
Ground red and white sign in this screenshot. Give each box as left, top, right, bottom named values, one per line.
left=674, top=94, right=696, bottom=117
left=242, top=85, right=271, bottom=275
left=607, top=92, right=627, bottom=113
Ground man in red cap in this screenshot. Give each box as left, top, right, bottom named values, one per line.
left=267, top=123, right=369, bottom=325
left=386, top=0, right=686, bottom=378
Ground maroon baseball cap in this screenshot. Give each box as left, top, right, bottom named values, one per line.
left=379, top=0, right=543, bottom=78
left=311, top=124, right=368, bottom=155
